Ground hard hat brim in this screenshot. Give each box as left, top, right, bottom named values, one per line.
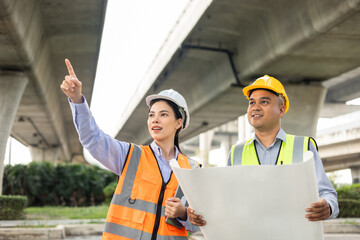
left=243, top=85, right=281, bottom=99
left=243, top=85, right=289, bottom=113
left=145, top=93, right=190, bottom=130
left=146, top=94, right=183, bottom=109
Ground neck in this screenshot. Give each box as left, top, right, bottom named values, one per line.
left=254, top=127, right=281, bottom=148
left=155, top=140, right=176, bottom=161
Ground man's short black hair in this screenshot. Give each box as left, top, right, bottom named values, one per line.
left=249, top=88, right=279, bottom=98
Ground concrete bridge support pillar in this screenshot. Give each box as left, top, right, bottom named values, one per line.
left=0, top=73, right=28, bottom=195
left=220, top=138, right=231, bottom=166
left=350, top=167, right=360, bottom=184
left=282, top=85, right=327, bottom=137
left=29, top=146, right=61, bottom=164
left=238, top=115, right=253, bottom=143
left=199, top=130, right=214, bottom=167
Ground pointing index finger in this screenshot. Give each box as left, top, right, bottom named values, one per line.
left=65, top=59, right=76, bottom=77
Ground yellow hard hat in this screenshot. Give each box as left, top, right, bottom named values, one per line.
left=243, top=75, right=289, bottom=113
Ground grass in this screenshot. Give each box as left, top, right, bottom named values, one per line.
left=25, top=204, right=109, bottom=220
left=343, top=219, right=360, bottom=225
left=18, top=224, right=57, bottom=228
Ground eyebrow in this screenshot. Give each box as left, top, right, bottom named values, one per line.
left=149, top=110, right=170, bottom=113
left=249, top=96, right=272, bottom=101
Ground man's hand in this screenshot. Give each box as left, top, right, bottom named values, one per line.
left=188, top=207, right=206, bottom=226
left=60, top=59, right=83, bottom=103
left=305, top=198, right=331, bottom=221
left=165, top=197, right=186, bottom=220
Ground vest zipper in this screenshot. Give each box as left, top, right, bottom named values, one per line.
left=151, top=182, right=166, bottom=240
left=149, top=145, right=177, bottom=240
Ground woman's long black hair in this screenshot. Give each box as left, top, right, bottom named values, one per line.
left=149, top=99, right=186, bottom=154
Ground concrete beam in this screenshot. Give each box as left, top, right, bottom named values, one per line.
left=319, top=139, right=360, bottom=172
left=320, top=103, right=360, bottom=118
left=0, top=72, right=28, bottom=195
left=116, top=48, right=246, bottom=144
left=0, top=0, right=72, bottom=161
left=117, top=0, right=360, bottom=146
left=238, top=115, right=253, bottom=143
left=232, top=0, right=360, bottom=79
left=282, top=84, right=326, bottom=137
left=29, top=146, right=61, bottom=164
left=350, top=167, right=360, bottom=184
left=317, top=121, right=360, bottom=171
left=323, top=154, right=360, bottom=172
left=324, top=66, right=360, bottom=103
left=199, top=130, right=214, bottom=167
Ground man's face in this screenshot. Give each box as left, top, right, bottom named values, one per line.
left=247, top=89, right=285, bottom=132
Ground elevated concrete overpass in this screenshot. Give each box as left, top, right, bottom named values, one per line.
left=2, top=0, right=360, bottom=192
left=0, top=0, right=107, bottom=193
left=317, top=119, right=360, bottom=183
left=116, top=0, right=360, bottom=148
left=0, top=0, right=106, bottom=162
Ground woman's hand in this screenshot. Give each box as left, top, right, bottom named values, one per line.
left=60, top=59, right=83, bottom=103
left=165, top=197, right=187, bottom=220
left=188, top=207, right=206, bottom=226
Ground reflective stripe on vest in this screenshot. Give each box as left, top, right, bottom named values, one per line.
left=104, top=222, right=188, bottom=240
left=230, top=134, right=311, bottom=166
left=103, top=144, right=197, bottom=240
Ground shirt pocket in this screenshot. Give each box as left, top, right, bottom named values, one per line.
left=116, top=207, right=146, bottom=224
left=108, top=207, right=146, bottom=240
left=131, top=170, right=161, bottom=202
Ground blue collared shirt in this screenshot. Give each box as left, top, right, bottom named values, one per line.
left=69, top=96, right=197, bottom=231
left=150, top=141, right=179, bottom=183
left=228, top=128, right=339, bottom=219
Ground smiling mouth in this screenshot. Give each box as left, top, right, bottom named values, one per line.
left=252, top=113, right=263, bottom=118
left=152, top=127, right=162, bottom=130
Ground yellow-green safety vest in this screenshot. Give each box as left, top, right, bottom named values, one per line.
left=230, top=134, right=318, bottom=166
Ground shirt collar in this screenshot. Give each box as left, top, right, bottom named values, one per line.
left=150, top=141, right=179, bottom=160
left=277, top=128, right=287, bottom=143
left=246, top=128, right=287, bottom=146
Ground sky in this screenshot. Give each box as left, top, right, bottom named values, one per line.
left=90, top=0, right=192, bottom=136
left=3, top=0, right=358, bottom=185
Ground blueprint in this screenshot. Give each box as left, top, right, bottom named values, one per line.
left=170, top=151, right=324, bottom=240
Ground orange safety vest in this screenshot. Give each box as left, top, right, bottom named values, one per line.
left=102, top=144, right=196, bottom=240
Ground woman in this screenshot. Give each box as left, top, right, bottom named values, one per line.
left=60, top=59, right=199, bottom=239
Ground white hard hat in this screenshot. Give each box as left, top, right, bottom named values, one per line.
left=146, top=89, right=190, bottom=130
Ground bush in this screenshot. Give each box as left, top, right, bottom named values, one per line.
left=335, top=183, right=360, bottom=217
left=337, top=183, right=360, bottom=200
left=3, top=164, right=27, bottom=195
left=338, top=199, right=360, bottom=218
left=103, top=180, right=118, bottom=203
left=0, top=195, right=28, bottom=220
left=3, top=163, right=117, bottom=207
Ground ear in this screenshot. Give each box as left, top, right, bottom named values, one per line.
left=176, top=118, right=183, bottom=130
left=279, top=105, right=286, bottom=118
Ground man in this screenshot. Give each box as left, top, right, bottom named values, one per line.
left=188, top=75, right=339, bottom=226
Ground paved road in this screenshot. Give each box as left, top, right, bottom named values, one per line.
left=189, top=233, right=360, bottom=240
left=324, top=234, right=360, bottom=240
left=63, top=234, right=360, bottom=240
left=65, top=237, right=101, bottom=240
left=1, top=218, right=359, bottom=240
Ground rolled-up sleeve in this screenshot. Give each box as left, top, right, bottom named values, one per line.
left=177, top=217, right=200, bottom=233
left=310, top=143, right=339, bottom=219
left=176, top=206, right=200, bottom=232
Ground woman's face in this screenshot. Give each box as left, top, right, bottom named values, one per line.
left=147, top=100, right=182, bottom=143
